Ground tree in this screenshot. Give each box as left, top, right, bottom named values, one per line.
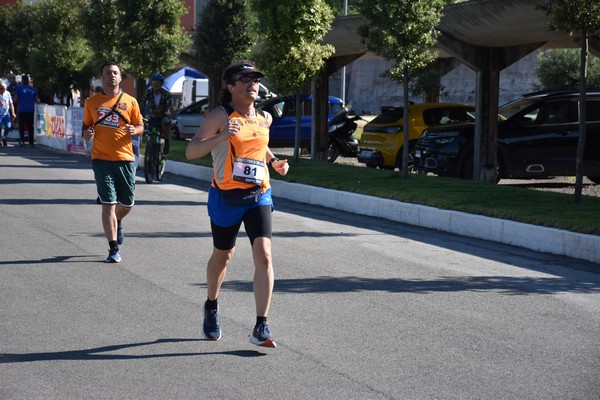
left=0, top=1, right=35, bottom=75
left=253, top=0, right=334, bottom=161
left=27, top=0, right=93, bottom=101
left=355, top=0, right=444, bottom=177
left=119, top=0, right=191, bottom=99
left=192, top=0, right=256, bottom=111
left=539, top=0, right=600, bottom=204
left=536, top=49, right=600, bottom=91
left=82, top=0, right=190, bottom=99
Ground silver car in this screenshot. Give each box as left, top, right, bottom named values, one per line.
left=173, top=98, right=209, bottom=139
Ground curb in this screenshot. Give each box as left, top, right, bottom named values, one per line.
left=165, top=160, right=600, bottom=264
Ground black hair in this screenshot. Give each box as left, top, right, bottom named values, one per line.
left=220, top=88, right=232, bottom=106
left=100, top=61, right=120, bottom=75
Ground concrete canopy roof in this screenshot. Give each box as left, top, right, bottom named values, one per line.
left=323, top=0, right=600, bottom=63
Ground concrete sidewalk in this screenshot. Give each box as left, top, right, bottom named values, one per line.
left=165, top=160, right=600, bottom=264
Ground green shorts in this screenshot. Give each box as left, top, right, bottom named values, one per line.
left=92, top=159, right=136, bottom=207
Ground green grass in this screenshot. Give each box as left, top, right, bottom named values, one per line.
left=163, top=139, right=600, bottom=236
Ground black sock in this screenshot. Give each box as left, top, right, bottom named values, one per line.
left=109, top=240, right=118, bottom=250
left=206, top=298, right=218, bottom=310
left=256, top=316, right=267, bottom=326
left=117, top=220, right=122, bottom=229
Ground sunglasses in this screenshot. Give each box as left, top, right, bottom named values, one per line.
left=236, top=75, right=261, bottom=84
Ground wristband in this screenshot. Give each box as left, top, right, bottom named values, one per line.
left=268, top=157, right=279, bottom=167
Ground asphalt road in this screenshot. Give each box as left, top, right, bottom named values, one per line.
left=1, top=146, right=599, bottom=400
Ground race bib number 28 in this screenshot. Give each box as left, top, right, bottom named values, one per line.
left=232, top=157, right=265, bottom=184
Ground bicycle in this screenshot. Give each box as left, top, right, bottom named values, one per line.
left=143, top=120, right=166, bottom=183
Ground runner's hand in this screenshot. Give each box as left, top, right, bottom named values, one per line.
left=272, top=159, right=289, bottom=176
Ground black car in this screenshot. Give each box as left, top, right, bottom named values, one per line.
left=413, top=91, right=600, bottom=183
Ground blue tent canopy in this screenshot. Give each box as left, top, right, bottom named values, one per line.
left=162, top=67, right=206, bottom=93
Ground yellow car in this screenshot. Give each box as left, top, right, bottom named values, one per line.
left=357, top=103, right=475, bottom=170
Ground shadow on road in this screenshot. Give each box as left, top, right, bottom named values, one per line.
left=192, top=274, right=600, bottom=296
left=0, top=338, right=267, bottom=364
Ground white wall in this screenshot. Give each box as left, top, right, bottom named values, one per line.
left=331, top=50, right=541, bottom=114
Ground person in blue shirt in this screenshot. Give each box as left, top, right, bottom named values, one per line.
left=13, top=75, right=39, bottom=147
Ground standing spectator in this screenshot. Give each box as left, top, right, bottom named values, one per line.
left=6, top=72, right=17, bottom=97
left=0, top=82, right=16, bottom=147
left=81, top=62, right=144, bottom=263
left=13, top=75, right=39, bottom=147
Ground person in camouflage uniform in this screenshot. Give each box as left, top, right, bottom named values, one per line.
left=141, top=73, right=176, bottom=157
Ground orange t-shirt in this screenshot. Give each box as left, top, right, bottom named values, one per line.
left=83, top=91, right=143, bottom=161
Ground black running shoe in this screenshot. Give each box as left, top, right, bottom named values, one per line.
left=202, top=301, right=221, bottom=340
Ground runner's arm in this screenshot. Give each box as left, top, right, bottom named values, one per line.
left=186, top=107, right=237, bottom=160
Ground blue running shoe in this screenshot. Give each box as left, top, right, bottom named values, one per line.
left=202, top=301, right=221, bottom=340
left=250, top=321, right=277, bottom=348
left=106, top=248, right=121, bottom=263
left=117, top=224, right=124, bottom=245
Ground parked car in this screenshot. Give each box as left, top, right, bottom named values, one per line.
left=172, top=84, right=276, bottom=140
left=357, top=103, right=475, bottom=170
left=258, top=95, right=344, bottom=148
left=172, top=97, right=209, bottom=139
left=412, top=91, right=600, bottom=183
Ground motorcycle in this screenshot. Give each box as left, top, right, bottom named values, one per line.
left=326, top=103, right=361, bottom=163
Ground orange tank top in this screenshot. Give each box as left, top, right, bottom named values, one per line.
left=211, top=105, right=271, bottom=192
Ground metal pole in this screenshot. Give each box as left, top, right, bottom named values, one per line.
left=341, top=0, right=348, bottom=103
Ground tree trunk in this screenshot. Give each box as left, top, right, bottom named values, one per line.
left=293, top=89, right=301, bottom=162
left=401, top=66, right=410, bottom=177
left=574, top=31, right=588, bottom=205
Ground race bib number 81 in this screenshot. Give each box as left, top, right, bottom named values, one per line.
left=232, top=157, right=265, bottom=184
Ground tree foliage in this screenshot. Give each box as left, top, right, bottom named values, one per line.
left=0, top=0, right=190, bottom=99
left=252, top=0, right=335, bottom=94
left=27, top=0, right=93, bottom=98
left=355, top=0, right=444, bottom=81
left=0, top=1, right=35, bottom=75
left=539, top=0, right=600, bottom=36
left=193, top=0, right=256, bottom=110
left=539, top=0, right=600, bottom=204
left=80, top=0, right=122, bottom=72
left=82, top=0, right=190, bottom=98
left=118, top=0, right=191, bottom=79
left=536, top=49, right=600, bottom=91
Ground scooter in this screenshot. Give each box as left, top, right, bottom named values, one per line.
left=326, top=103, right=361, bottom=163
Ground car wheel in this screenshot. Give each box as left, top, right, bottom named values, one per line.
left=587, top=176, right=600, bottom=184
left=395, top=147, right=414, bottom=173
left=172, top=125, right=182, bottom=140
